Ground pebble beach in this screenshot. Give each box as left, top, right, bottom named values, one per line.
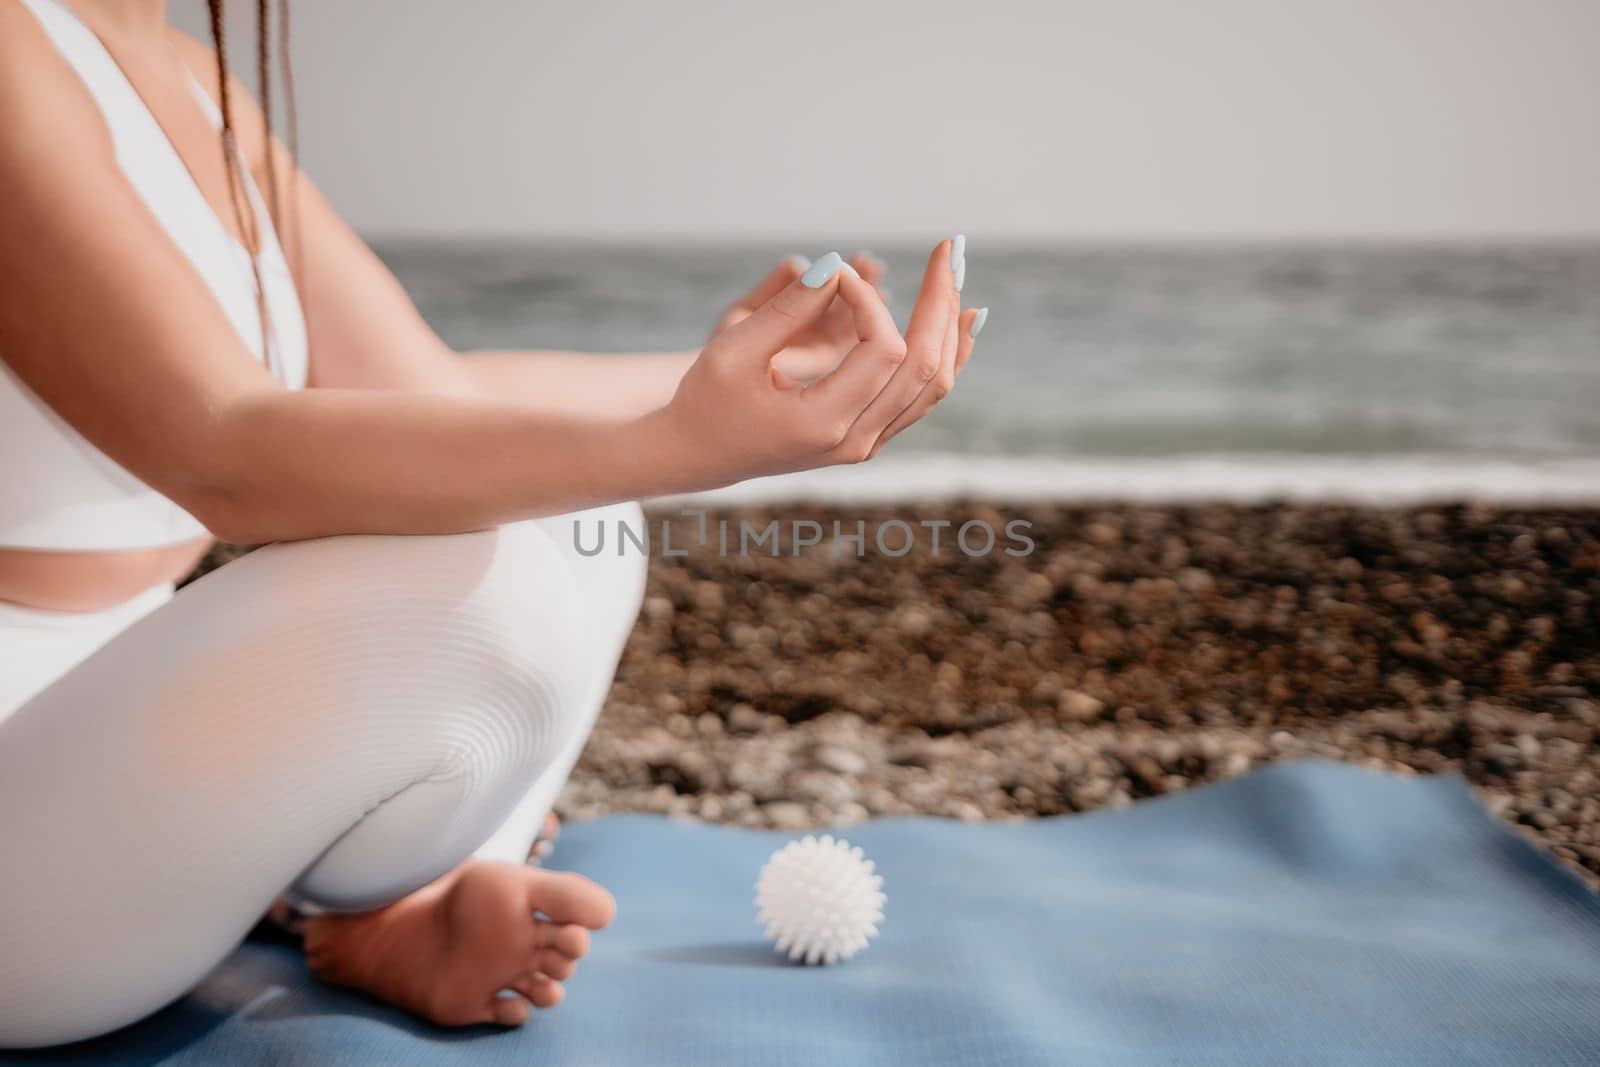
left=555, top=503, right=1600, bottom=890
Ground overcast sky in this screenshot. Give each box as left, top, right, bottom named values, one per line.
left=177, top=0, right=1600, bottom=243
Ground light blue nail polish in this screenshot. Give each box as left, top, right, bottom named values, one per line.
left=950, top=234, right=966, bottom=270
left=785, top=253, right=812, bottom=271
left=801, top=251, right=844, bottom=288
left=969, top=306, right=989, bottom=338
left=954, top=260, right=967, bottom=293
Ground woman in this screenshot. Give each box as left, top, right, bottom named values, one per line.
left=0, top=0, right=984, bottom=1048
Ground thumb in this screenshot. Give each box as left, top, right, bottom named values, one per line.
left=709, top=252, right=847, bottom=364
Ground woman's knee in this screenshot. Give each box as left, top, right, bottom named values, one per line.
left=198, top=522, right=598, bottom=776
left=398, top=519, right=600, bottom=752
left=272, top=522, right=602, bottom=907
left=539, top=501, right=649, bottom=642
left=195, top=517, right=630, bottom=794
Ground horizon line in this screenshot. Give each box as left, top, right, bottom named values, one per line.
left=363, top=231, right=1600, bottom=250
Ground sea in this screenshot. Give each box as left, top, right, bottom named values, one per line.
left=376, top=241, right=1600, bottom=505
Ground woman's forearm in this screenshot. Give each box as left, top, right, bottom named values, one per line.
left=183, top=388, right=694, bottom=544
left=460, top=349, right=697, bottom=418
left=151, top=241, right=960, bottom=546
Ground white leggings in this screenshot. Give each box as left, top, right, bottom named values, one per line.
left=0, top=503, right=647, bottom=1048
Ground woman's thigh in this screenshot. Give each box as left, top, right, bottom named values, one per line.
left=0, top=516, right=604, bottom=1047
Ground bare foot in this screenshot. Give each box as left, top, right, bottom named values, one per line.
left=304, top=859, right=616, bottom=1027
left=529, top=812, right=560, bottom=863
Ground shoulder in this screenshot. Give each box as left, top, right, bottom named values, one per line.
left=0, top=1, right=118, bottom=174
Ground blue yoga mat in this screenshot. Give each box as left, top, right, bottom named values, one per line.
left=8, top=760, right=1600, bottom=1066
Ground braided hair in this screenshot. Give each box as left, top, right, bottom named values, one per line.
left=203, top=0, right=299, bottom=377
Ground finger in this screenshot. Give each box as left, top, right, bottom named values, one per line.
left=850, top=250, right=885, bottom=290
left=509, top=974, right=565, bottom=1010
left=874, top=294, right=960, bottom=451
left=826, top=239, right=956, bottom=455
left=526, top=872, right=617, bottom=930
left=800, top=265, right=908, bottom=422
left=824, top=251, right=884, bottom=343
left=736, top=254, right=810, bottom=312
left=818, top=254, right=883, bottom=348
left=531, top=948, right=578, bottom=981
left=708, top=252, right=847, bottom=368
left=535, top=921, right=592, bottom=959
left=955, top=306, right=987, bottom=374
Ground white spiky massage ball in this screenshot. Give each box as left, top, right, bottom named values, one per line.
left=755, top=834, right=886, bottom=965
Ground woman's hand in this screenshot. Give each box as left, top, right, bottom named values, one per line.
left=710, top=252, right=887, bottom=383
left=655, top=238, right=981, bottom=491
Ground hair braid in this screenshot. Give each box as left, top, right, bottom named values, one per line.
left=205, top=0, right=298, bottom=379
left=276, top=0, right=302, bottom=276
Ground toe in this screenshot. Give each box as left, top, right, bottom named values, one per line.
left=537, top=921, right=591, bottom=959
left=528, top=812, right=561, bottom=862
left=533, top=948, right=577, bottom=981
left=490, top=994, right=532, bottom=1027
left=511, top=973, right=565, bottom=1009
left=524, top=871, right=616, bottom=930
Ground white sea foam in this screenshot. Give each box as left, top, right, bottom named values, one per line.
left=660, top=453, right=1600, bottom=507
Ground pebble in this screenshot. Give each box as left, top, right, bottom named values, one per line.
left=1058, top=690, right=1105, bottom=721
left=763, top=802, right=810, bottom=830
left=815, top=744, right=868, bottom=776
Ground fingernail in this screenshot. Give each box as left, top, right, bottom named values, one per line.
left=800, top=251, right=844, bottom=288
left=950, top=234, right=967, bottom=292
left=969, top=306, right=989, bottom=338
left=784, top=253, right=812, bottom=271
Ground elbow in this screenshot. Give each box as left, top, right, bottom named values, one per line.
left=165, top=448, right=294, bottom=544
left=161, top=393, right=303, bottom=545
left=179, top=481, right=279, bottom=546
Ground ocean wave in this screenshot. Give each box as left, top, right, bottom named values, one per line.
left=659, top=453, right=1600, bottom=506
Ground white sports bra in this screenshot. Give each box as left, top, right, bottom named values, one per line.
left=0, top=0, right=308, bottom=551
